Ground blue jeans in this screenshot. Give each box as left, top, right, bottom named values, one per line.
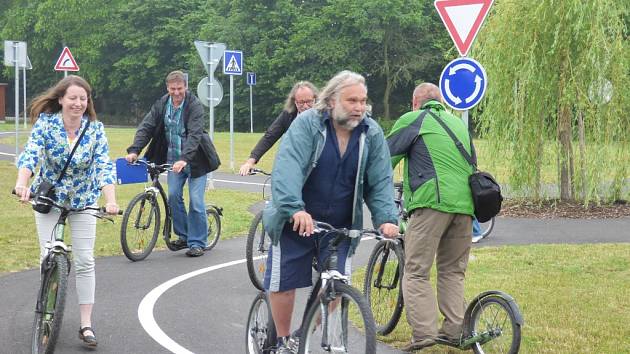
left=472, top=217, right=481, bottom=236
left=167, top=171, right=208, bottom=248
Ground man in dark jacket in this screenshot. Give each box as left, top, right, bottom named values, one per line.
left=126, top=70, right=218, bottom=257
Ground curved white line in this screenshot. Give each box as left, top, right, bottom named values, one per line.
left=138, top=257, right=253, bottom=353
left=139, top=237, right=377, bottom=353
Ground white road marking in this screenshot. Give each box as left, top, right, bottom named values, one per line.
left=213, top=179, right=266, bottom=187
left=0, top=152, right=16, bottom=157
left=138, top=256, right=263, bottom=353
left=138, top=237, right=377, bottom=353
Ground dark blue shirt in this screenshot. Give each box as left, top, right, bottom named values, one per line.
left=302, top=114, right=367, bottom=228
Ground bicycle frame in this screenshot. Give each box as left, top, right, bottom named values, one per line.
left=297, top=223, right=373, bottom=350
left=141, top=163, right=175, bottom=248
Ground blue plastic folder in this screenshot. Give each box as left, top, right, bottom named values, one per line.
left=115, top=158, right=148, bottom=184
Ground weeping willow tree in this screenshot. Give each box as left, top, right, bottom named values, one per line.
left=474, top=0, right=629, bottom=203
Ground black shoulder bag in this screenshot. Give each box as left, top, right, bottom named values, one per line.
left=428, top=111, right=502, bottom=222
left=33, top=120, right=91, bottom=214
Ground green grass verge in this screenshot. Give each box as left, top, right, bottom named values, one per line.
left=0, top=160, right=261, bottom=273
left=353, top=243, right=630, bottom=354
left=0, top=123, right=278, bottom=174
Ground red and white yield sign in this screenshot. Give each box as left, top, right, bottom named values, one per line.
left=434, top=0, right=494, bottom=57
left=54, top=47, right=79, bottom=71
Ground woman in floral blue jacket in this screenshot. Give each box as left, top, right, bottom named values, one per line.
left=13, top=75, right=118, bottom=347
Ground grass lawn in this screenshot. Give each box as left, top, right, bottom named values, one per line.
left=353, top=243, right=630, bottom=354
left=0, top=122, right=278, bottom=174
left=0, top=160, right=261, bottom=273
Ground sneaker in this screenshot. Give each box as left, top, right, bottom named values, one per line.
left=401, top=338, right=436, bottom=352
left=286, top=335, right=299, bottom=353
left=171, top=239, right=188, bottom=250
left=275, top=343, right=294, bottom=354
left=185, top=247, right=204, bottom=257
left=472, top=235, right=483, bottom=243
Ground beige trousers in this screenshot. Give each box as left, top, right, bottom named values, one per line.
left=34, top=209, right=97, bottom=305
left=402, top=208, right=472, bottom=341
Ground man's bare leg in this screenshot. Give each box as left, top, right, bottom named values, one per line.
left=269, top=289, right=296, bottom=337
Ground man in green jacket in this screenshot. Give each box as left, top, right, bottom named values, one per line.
left=387, top=83, right=475, bottom=352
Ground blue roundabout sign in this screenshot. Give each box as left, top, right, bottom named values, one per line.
left=439, top=57, right=487, bottom=110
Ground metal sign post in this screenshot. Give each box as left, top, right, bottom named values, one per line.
left=247, top=72, right=256, bottom=133
left=14, top=43, right=19, bottom=161
left=223, top=50, right=243, bottom=171
left=22, top=56, right=32, bottom=129
left=194, top=41, right=225, bottom=140
left=194, top=41, right=226, bottom=188
left=4, top=40, right=27, bottom=161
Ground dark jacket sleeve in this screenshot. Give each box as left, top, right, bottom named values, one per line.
left=181, top=92, right=206, bottom=163
left=249, top=110, right=296, bottom=162
left=127, top=96, right=165, bottom=154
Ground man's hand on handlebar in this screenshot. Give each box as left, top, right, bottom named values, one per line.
left=125, top=153, right=138, bottom=163
left=239, top=158, right=257, bottom=176
left=379, top=223, right=399, bottom=238
left=292, top=210, right=314, bottom=237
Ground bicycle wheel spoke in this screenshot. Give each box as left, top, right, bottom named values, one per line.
left=302, top=283, right=376, bottom=353
left=470, top=297, right=519, bottom=354
left=246, top=292, right=275, bottom=354
left=364, top=240, right=404, bottom=335
left=121, top=193, right=160, bottom=261
left=33, top=254, right=68, bottom=354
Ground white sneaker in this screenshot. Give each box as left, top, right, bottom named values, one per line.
left=472, top=235, right=483, bottom=243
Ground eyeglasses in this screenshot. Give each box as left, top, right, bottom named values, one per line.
left=295, top=99, right=315, bottom=106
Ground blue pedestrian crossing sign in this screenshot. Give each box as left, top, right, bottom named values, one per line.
left=223, top=50, right=243, bottom=75
left=439, top=57, right=487, bottom=110
left=247, top=72, right=256, bottom=86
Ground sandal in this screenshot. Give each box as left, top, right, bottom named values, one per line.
left=78, top=326, right=98, bottom=347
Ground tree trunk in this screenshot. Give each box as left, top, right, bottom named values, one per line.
left=577, top=110, right=586, bottom=200
left=557, top=56, right=573, bottom=201
left=382, top=41, right=391, bottom=120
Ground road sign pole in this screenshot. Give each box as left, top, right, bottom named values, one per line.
left=249, top=85, right=253, bottom=133
left=462, top=110, right=469, bottom=129
left=23, top=66, right=27, bottom=128
left=206, top=45, right=215, bottom=189
left=207, top=45, right=214, bottom=140
left=229, top=75, right=234, bottom=170
left=13, top=42, right=19, bottom=162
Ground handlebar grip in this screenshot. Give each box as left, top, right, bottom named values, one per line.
left=99, top=207, right=125, bottom=215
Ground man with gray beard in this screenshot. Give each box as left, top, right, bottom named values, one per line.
left=262, top=70, right=399, bottom=352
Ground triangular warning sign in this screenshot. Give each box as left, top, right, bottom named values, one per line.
left=226, top=55, right=241, bottom=72
left=434, top=0, right=494, bottom=57
left=54, top=47, right=80, bottom=71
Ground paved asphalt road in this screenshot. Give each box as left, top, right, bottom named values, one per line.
left=1, top=144, right=629, bottom=353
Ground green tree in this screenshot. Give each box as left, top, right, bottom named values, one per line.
left=284, top=0, right=449, bottom=120
left=475, top=0, right=629, bottom=202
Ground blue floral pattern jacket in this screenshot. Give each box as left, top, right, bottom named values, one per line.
left=17, top=113, right=115, bottom=208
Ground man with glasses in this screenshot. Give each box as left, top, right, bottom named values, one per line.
left=239, top=81, right=318, bottom=175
